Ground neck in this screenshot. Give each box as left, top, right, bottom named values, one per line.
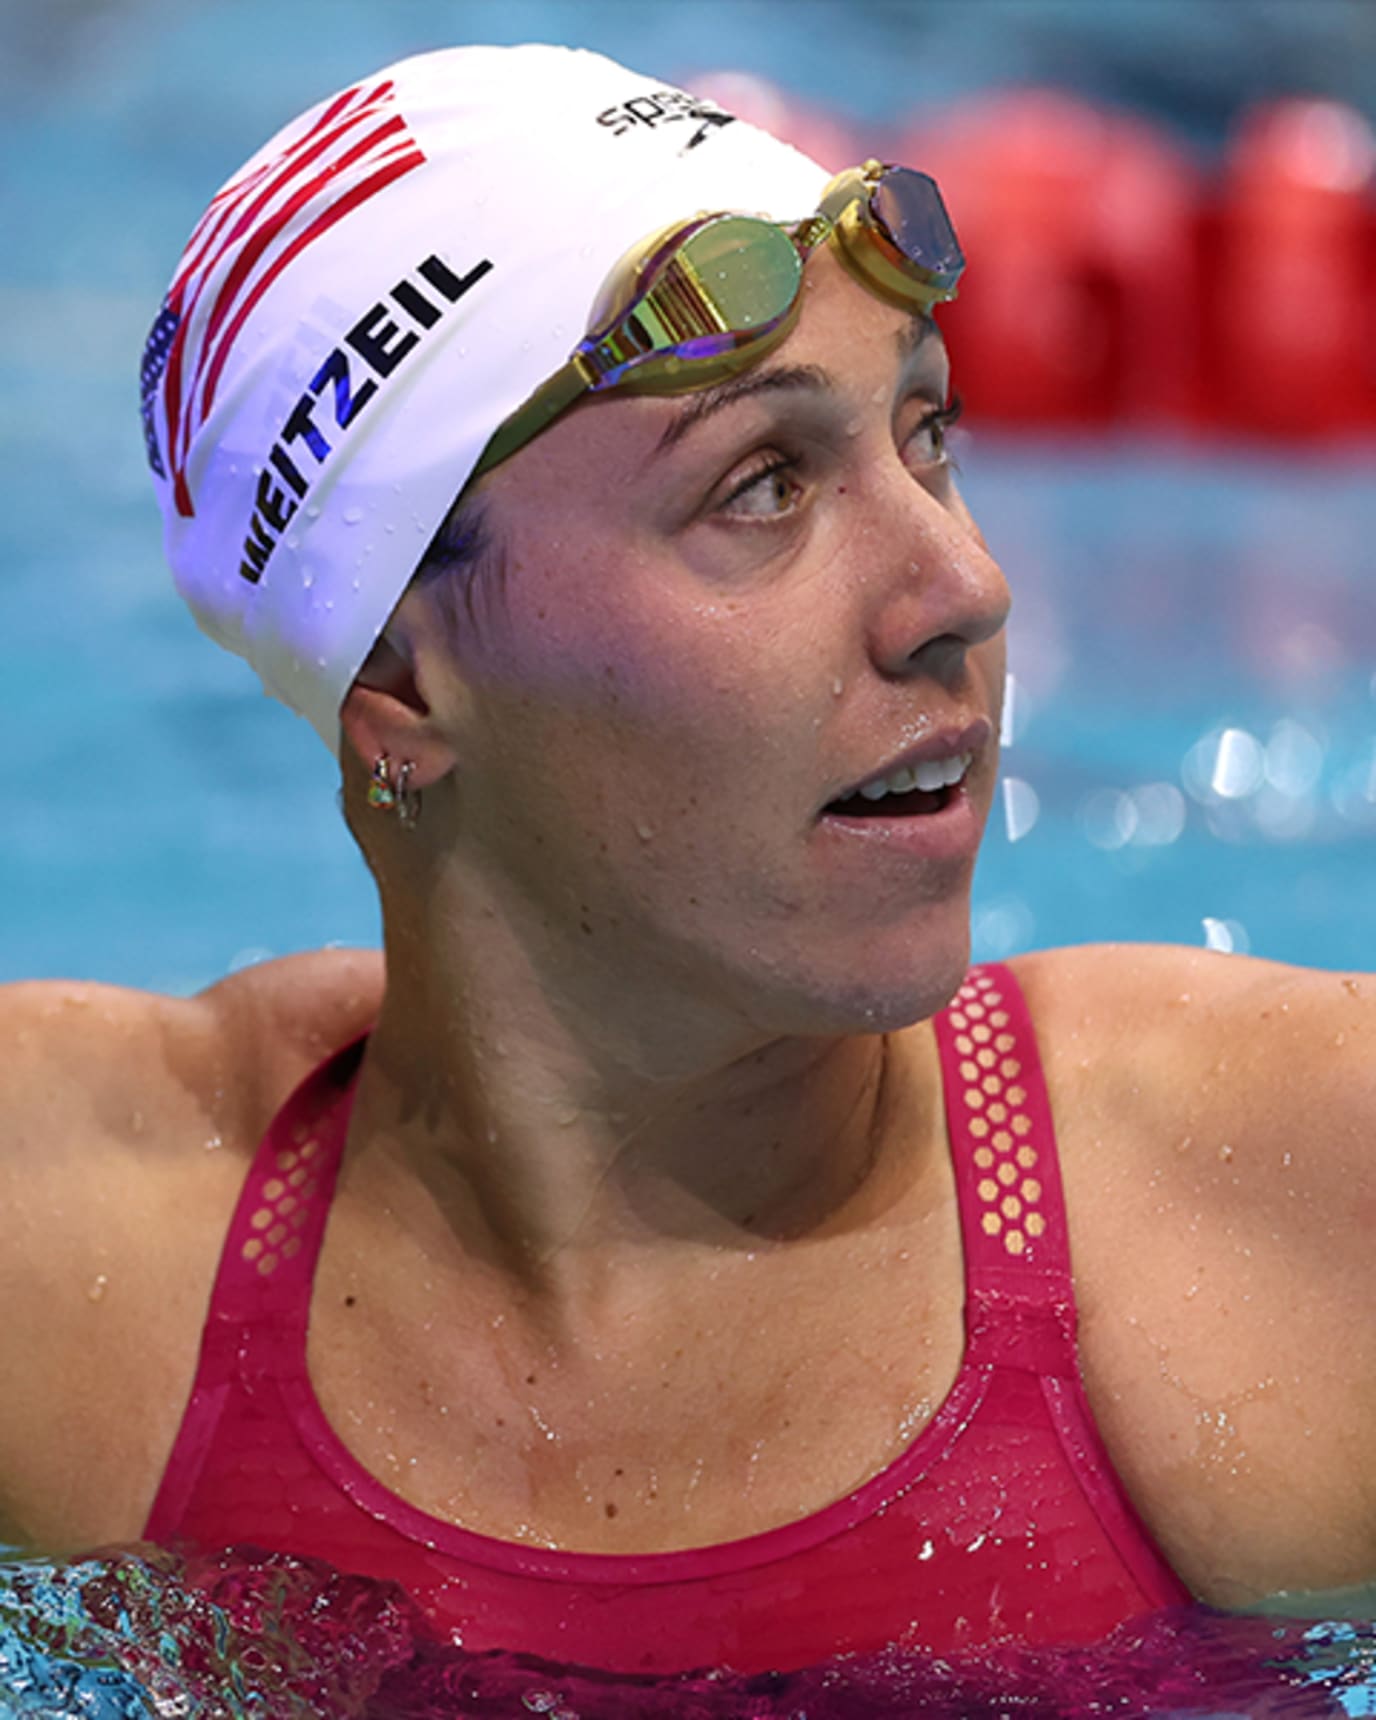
left=343, top=879, right=949, bottom=1304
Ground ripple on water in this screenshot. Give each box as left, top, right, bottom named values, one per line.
left=0, top=1544, right=1373, bottom=1717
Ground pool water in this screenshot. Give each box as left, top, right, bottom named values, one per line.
left=7, top=434, right=1374, bottom=990
left=2, top=1544, right=1375, bottom=1718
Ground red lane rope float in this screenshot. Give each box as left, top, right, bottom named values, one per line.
left=682, top=72, right=1375, bottom=437
left=1205, top=100, right=1376, bottom=437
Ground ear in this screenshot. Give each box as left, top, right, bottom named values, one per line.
left=338, top=626, right=458, bottom=789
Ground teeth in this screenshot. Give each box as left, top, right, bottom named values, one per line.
left=853, top=751, right=972, bottom=803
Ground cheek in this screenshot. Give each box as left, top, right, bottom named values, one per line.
left=487, top=549, right=769, bottom=744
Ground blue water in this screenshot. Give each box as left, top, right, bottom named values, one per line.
left=2, top=1545, right=1376, bottom=1717
left=4, top=0, right=1374, bottom=989
left=7, top=430, right=1373, bottom=990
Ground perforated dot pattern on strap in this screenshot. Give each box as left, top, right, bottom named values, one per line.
left=239, top=1130, right=323, bottom=1277
left=946, top=969, right=1047, bottom=1259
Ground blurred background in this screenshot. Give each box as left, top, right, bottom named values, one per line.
left=3, top=0, right=1374, bottom=990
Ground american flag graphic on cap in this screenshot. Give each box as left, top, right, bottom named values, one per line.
left=140, top=76, right=426, bottom=519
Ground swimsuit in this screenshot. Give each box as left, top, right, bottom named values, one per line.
left=146, top=964, right=1189, bottom=1674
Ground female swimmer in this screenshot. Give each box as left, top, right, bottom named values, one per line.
left=0, top=44, right=1371, bottom=1675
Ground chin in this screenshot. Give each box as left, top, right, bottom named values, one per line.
left=745, top=919, right=975, bottom=1040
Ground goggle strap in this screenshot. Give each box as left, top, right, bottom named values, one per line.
left=472, top=359, right=592, bottom=478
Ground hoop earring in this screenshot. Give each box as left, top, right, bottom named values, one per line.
left=367, top=753, right=422, bottom=829
left=395, top=760, right=422, bottom=830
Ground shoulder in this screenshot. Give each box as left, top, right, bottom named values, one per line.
left=0, top=947, right=384, bottom=1549
left=1007, top=941, right=1373, bottom=1168
left=0, top=945, right=384, bottom=1157
left=1000, top=944, right=1376, bottom=1595
left=1005, top=940, right=1375, bottom=1347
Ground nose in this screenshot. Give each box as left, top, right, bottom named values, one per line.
left=865, top=480, right=1011, bottom=684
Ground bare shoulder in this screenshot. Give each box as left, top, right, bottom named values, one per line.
left=0, top=945, right=384, bottom=1158
left=1008, top=940, right=1374, bottom=1186
left=1002, top=944, right=1376, bottom=1598
left=0, top=947, right=383, bottom=1549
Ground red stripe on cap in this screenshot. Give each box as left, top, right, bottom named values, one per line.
left=165, top=91, right=401, bottom=503
left=185, top=144, right=426, bottom=480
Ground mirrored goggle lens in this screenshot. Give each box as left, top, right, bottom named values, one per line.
left=590, top=216, right=803, bottom=385
left=870, top=169, right=964, bottom=295
left=679, top=216, right=803, bottom=334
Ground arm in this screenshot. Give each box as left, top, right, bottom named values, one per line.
left=0, top=949, right=384, bottom=1551
left=1013, top=943, right=1376, bottom=1602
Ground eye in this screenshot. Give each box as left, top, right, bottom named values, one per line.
left=906, top=394, right=964, bottom=469
left=717, top=456, right=802, bottom=521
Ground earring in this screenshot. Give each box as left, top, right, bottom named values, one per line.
left=367, top=752, right=398, bottom=811
left=395, top=760, right=422, bottom=830
left=368, top=753, right=422, bottom=828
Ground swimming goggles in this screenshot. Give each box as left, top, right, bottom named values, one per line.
left=472, top=161, right=964, bottom=477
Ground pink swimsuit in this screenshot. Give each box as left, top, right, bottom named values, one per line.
left=146, top=964, right=1188, bottom=1674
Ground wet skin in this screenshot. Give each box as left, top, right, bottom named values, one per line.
left=359, top=245, right=1009, bottom=1068
left=0, top=249, right=1372, bottom=1613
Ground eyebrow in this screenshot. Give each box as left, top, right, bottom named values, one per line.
left=649, top=314, right=940, bottom=458
left=653, top=364, right=832, bottom=456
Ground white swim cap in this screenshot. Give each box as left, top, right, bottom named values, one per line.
left=141, top=44, right=831, bottom=752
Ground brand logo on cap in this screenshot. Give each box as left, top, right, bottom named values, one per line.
left=596, top=89, right=736, bottom=152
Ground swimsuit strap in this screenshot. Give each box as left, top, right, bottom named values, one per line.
left=210, top=1035, right=365, bottom=1331
left=933, top=963, right=1080, bottom=1377
left=211, top=974, right=1072, bottom=1373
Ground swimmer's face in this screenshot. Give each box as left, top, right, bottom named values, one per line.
left=413, top=245, right=1010, bottom=1039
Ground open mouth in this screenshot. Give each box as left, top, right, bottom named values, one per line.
left=823, top=751, right=972, bottom=820
left=825, top=782, right=954, bottom=818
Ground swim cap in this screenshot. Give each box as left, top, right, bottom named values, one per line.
left=141, top=44, right=830, bottom=752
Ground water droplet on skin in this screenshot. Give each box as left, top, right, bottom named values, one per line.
left=87, top=1274, right=109, bottom=1303
left=342, top=506, right=365, bottom=525
left=203, top=1133, right=223, bottom=1152
left=302, top=570, right=314, bottom=588
left=831, top=677, right=844, bottom=697
left=1218, top=1142, right=1235, bottom=1163
left=636, top=822, right=655, bottom=841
